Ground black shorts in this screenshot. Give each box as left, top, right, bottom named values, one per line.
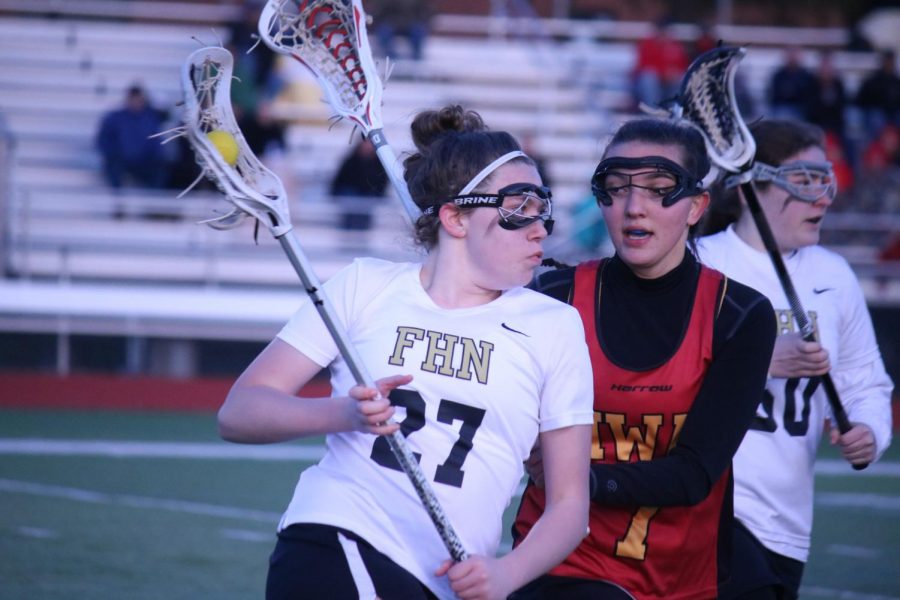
left=266, top=523, right=438, bottom=600
left=718, top=520, right=805, bottom=600
left=511, top=574, right=636, bottom=600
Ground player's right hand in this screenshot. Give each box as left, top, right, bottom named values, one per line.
left=768, top=332, right=830, bottom=379
left=436, top=555, right=513, bottom=600
left=346, top=374, right=411, bottom=436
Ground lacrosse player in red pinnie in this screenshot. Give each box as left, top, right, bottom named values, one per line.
left=698, top=119, right=893, bottom=600
left=512, top=118, right=776, bottom=600
left=219, top=105, right=594, bottom=600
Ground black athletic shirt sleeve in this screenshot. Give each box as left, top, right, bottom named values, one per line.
left=588, top=279, right=776, bottom=507
left=532, top=259, right=776, bottom=508
left=591, top=280, right=776, bottom=506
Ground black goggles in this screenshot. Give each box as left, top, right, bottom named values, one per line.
left=424, top=183, right=555, bottom=235
left=591, top=156, right=704, bottom=207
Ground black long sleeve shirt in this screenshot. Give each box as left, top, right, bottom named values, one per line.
left=533, top=252, right=776, bottom=507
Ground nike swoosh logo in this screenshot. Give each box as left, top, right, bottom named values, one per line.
left=501, top=323, right=529, bottom=337
left=813, top=287, right=835, bottom=294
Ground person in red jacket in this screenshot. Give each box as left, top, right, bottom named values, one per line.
left=631, top=19, right=690, bottom=110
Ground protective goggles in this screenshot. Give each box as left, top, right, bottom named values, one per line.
left=726, top=160, right=836, bottom=202
left=424, top=182, right=554, bottom=234
left=591, top=156, right=704, bottom=207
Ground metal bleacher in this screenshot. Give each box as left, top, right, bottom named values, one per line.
left=0, top=5, right=898, bottom=375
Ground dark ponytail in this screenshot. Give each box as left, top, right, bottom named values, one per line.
left=404, top=105, right=533, bottom=248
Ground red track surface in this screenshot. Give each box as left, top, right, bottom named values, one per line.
left=0, top=372, right=332, bottom=412
left=1, top=372, right=897, bottom=429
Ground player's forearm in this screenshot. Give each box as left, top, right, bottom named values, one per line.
left=218, top=385, right=353, bottom=443
left=498, top=492, right=588, bottom=592
left=833, top=361, right=894, bottom=459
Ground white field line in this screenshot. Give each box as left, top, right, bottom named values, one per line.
left=815, top=492, right=900, bottom=511
left=800, top=586, right=900, bottom=600
left=814, top=460, right=900, bottom=477
left=0, top=438, right=326, bottom=461
left=2, top=475, right=898, bottom=599
left=0, top=439, right=898, bottom=477
left=1, top=440, right=898, bottom=515
left=824, top=544, right=882, bottom=559
left=0, top=478, right=281, bottom=523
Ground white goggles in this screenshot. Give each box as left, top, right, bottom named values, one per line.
left=726, top=160, right=836, bottom=202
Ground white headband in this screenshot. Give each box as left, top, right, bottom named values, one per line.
left=458, top=150, right=527, bottom=195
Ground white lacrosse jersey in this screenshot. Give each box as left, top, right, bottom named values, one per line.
left=276, top=257, right=594, bottom=598
left=696, top=226, right=893, bottom=562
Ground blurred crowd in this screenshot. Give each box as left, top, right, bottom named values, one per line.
left=92, top=4, right=898, bottom=241
left=629, top=21, right=900, bottom=219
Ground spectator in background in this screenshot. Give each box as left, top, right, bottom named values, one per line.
left=880, top=233, right=900, bottom=264
left=689, top=21, right=718, bottom=60
left=370, top=0, right=432, bottom=61
left=568, top=191, right=611, bottom=259
left=95, top=84, right=168, bottom=190
left=519, top=131, right=552, bottom=189
left=862, top=124, right=900, bottom=174
left=166, top=135, right=208, bottom=192
left=235, top=103, right=285, bottom=160
left=808, top=52, right=856, bottom=181
left=227, top=5, right=286, bottom=162
left=228, top=3, right=277, bottom=96
left=808, top=52, right=848, bottom=137
left=329, top=137, right=389, bottom=230
left=855, top=50, right=900, bottom=144
left=631, top=18, right=690, bottom=110
left=823, top=131, right=855, bottom=192
left=767, top=46, right=817, bottom=121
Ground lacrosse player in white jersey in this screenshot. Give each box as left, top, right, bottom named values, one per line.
left=696, top=118, right=893, bottom=599
left=218, top=105, right=594, bottom=600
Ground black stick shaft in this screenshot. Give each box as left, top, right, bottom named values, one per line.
left=741, top=181, right=866, bottom=470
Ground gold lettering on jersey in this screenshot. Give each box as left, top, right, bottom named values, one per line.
left=390, top=327, right=494, bottom=385
left=775, top=309, right=820, bottom=337
left=602, top=412, right=663, bottom=461
left=388, top=326, right=425, bottom=367
left=775, top=309, right=795, bottom=335
left=616, top=506, right=660, bottom=560
left=667, top=413, right=687, bottom=452
left=422, top=331, right=460, bottom=377
left=807, top=311, right=819, bottom=335
left=591, top=411, right=605, bottom=460
left=456, top=338, right=494, bottom=384
left=592, top=412, right=688, bottom=461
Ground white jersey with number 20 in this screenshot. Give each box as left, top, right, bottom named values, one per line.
left=696, top=226, right=892, bottom=562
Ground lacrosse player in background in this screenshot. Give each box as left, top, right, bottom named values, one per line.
left=696, top=118, right=893, bottom=600
left=512, top=118, right=776, bottom=599
left=218, top=105, right=594, bottom=600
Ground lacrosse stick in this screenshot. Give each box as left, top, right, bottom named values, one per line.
left=178, top=46, right=468, bottom=559
left=666, top=46, right=865, bottom=469
left=257, top=0, right=420, bottom=224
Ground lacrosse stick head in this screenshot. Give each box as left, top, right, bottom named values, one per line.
left=180, top=46, right=292, bottom=235
left=258, top=0, right=384, bottom=131
left=674, top=46, right=756, bottom=174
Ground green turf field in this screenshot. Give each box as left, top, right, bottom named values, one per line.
left=1, top=409, right=898, bottom=599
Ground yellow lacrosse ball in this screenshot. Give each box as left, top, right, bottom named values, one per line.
left=206, top=130, right=239, bottom=166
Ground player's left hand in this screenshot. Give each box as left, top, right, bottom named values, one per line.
left=830, top=422, right=877, bottom=466
left=435, top=555, right=512, bottom=600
